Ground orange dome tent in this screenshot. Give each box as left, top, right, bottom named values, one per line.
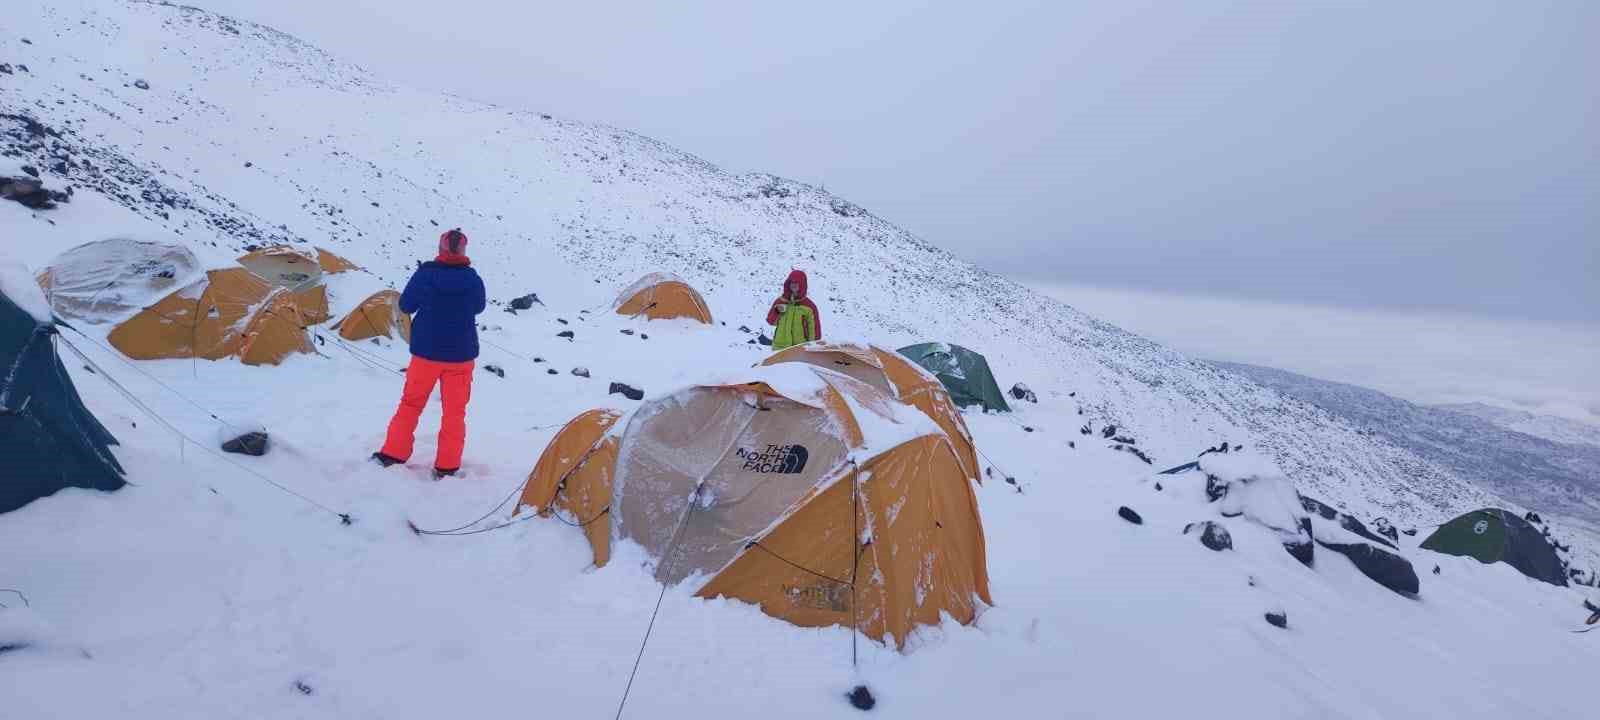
left=762, top=341, right=981, bottom=482
left=237, top=245, right=358, bottom=325
left=613, top=272, right=712, bottom=323
left=35, top=238, right=204, bottom=325
left=106, top=268, right=313, bottom=366
left=516, top=364, right=990, bottom=648
left=335, top=289, right=411, bottom=343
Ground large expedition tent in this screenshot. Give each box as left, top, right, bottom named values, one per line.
left=237, top=245, right=358, bottom=325
left=898, top=342, right=1010, bottom=413
left=35, top=238, right=203, bottom=324
left=1, top=276, right=126, bottom=513
left=107, top=268, right=313, bottom=366
left=613, top=272, right=713, bottom=324
left=761, top=341, right=981, bottom=481
left=516, top=364, right=991, bottom=647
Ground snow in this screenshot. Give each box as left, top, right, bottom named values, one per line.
left=0, top=1, right=1597, bottom=718
left=0, top=260, right=52, bottom=322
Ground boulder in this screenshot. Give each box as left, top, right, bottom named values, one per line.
left=0, top=176, right=60, bottom=209
left=1525, top=511, right=1543, bottom=525
left=1117, top=506, right=1142, bottom=525
left=546, top=368, right=558, bottom=375
left=557, top=330, right=575, bottom=340
left=1010, top=383, right=1037, bottom=403
left=1264, top=611, right=1288, bottom=629
left=609, top=382, right=644, bottom=401
left=221, top=431, right=269, bottom=457
left=1317, top=540, right=1420, bottom=596
left=1183, top=521, right=1233, bottom=551
left=571, top=367, right=590, bottom=378
left=1373, top=517, right=1399, bottom=543
left=508, top=293, right=542, bottom=310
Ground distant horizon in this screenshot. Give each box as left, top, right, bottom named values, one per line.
left=1035, top=281, right=1600, bottom=426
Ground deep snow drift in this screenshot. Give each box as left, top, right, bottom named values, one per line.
left=3, top=2, right=1598, bottom=718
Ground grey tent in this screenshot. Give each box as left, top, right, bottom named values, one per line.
left=1, top=285, right=126, bottom=514
left=898, top=343, right=1010, bottom=412
left=1420, top=509, right=1567, bottom=586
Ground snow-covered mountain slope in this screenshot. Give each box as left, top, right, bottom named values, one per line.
left=4, top=3, right=1599, bottom=718
left=0, top=0, right=1502, bottom=525
left=1439, top=401, right=1600, bottom=449
left=1218, top=362, right=1600, bottom=526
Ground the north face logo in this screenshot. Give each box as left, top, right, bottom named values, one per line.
left=737, top=444, right=809, bottom=474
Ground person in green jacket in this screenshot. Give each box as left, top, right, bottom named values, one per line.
left=765, top=269, right=822, bottom=350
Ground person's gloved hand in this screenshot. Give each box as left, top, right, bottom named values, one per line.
left=774, top=302, right=789, bottom=314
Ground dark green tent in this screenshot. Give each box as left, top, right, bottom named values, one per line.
left=897, top=343, right=1010, bottom=413
left=1420, top=509, right=1567, bottom=586
left=1, top=286, right=126, bottom=514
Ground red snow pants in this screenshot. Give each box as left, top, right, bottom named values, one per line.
left=380, top=356, right=474, bottom=471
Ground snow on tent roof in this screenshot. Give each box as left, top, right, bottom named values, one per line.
left=612, top=271, right=692, bottom=308
left=0, top=261, right=52, bottom=323
left=36, top=238, right=204, bottom=324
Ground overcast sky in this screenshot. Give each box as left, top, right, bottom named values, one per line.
left=198, top=0, right=1597, bottom=323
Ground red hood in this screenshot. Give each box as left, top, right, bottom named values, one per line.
left=783, top=269, right=809, bottom=300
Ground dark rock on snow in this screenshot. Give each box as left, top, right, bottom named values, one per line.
left=557, top=330, right=574, bottom=340
left=1101, top=425, right=1117, bottom=439
left=1317, top=540, right=1420, bottom=596
left=1010, top=383, right=1038, bottom=403
left=1373, top=517, right=1399, bottom=543
left=758, top=333, right=773, bottom=347
left=609, top=382, right=644, bottom=401
left=620, top=329, right=634, bottom=336
left=547, top=368, right=558, bottom=375
left=1264, top=611, right=1288, bottom=629
left=1525, top=511, right=1543, bottom=525
left=1, top=175, right=68, bottom=209
left=1284, top=517, right=1315, bottom=567
left=508, top=293, right=542, bottom=310
left=1402, top=528, right=1418, bottom=536
left=847, top=685, right=876, bottom=711
left=1184, top=521, right=1233, bottom=551
left=571, top=367, right=590, bottom=378
left=221, top=432, right=269, bottom=457
left=133, top=79, right=150, bottom=90
left=1117, top=506, right=1143, bottom=525
left=482, top=364, right=505, bottom=378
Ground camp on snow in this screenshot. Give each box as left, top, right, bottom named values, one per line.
left=1421, top=508, right=1569, bottom=586
left=898, top=342, right=1010, bottom=413
left=761, top=341, right=981, bottom=482
left=613, top=272, right=713, bottom=324
left=515, top=363, right=991, bottom=648
left=237, top=245, right=358, bottom=325
left=0, top=279, right=126, bottom=514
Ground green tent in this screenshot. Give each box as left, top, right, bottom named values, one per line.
left=1, top=285, right=126, bottom=514
left=897, top=342, right=1010, bottom=413
left=1420, top=509, right=1567, bottom=586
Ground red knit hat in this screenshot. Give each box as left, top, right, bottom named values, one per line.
left=438, top=228, right=468, bottom=256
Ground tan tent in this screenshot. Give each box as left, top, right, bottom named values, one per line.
left=517, top=365, right=991, bottom=648
left=517, top=408, right=624, bottom=566
left=613, top=272, right=713, bottom=323
left=237, top=246, right=358, bottom=325
left=36, top=238, right=204, bottom=324
left=335, top=289, right=411, bottom=343
left=762, top=341, right=982, bottom=482
left=107, top=268, right=313, bottom=366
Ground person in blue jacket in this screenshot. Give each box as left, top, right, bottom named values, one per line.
left=372, top=228, right=487, bottom=478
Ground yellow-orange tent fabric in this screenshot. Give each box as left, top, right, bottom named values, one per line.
left=515, top=408, right=623, bottom=567
left=237, top=246, right=358, bottom=325
left=520, top=365, right=990, bottom=648
left=762, top=341, right=981, bottom=482
left=106, top=268, right=313, bottom=366
left=336, top=289, right=411, bottom=343
left=613, top=272, right=713, bottom=323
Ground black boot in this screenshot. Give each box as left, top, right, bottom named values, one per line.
left=371, top=452, right=402, bottom=468
left=432, top=467, right=458, bottom=480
